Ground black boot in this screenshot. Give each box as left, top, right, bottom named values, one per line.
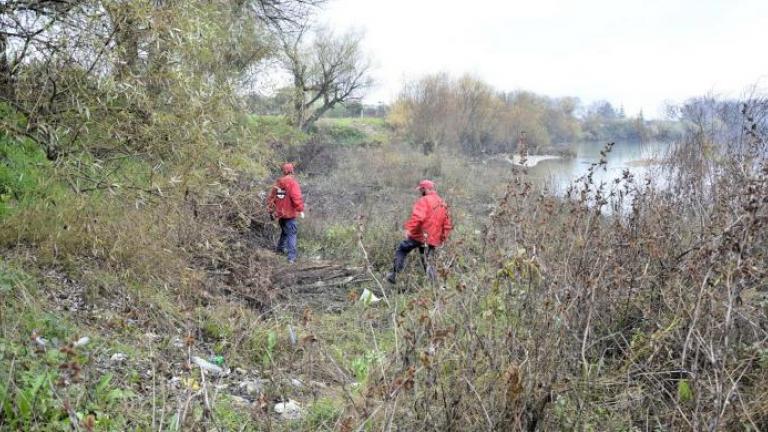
left=385, top=272, right=396, bottom=284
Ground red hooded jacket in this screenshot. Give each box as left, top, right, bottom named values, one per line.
left=404, top=191, right=453, bottom=246
left=267, top=175, right=304, bottom=219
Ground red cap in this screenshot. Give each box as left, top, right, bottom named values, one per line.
left=416, top=179, right=435, bottom=191
left=281, top=163, right=294, bottom=175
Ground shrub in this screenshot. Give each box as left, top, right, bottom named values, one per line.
left=0, top=134, right=57, bottom=218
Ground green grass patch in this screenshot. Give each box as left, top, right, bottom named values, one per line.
left=304, top=397, right=343, bottom=430
left=250, top=115, right=308, bottom=147
left=0, top=135, right=58, bottom=218
left=315, top=117, right=390, bottom=147
left=0, top=262, right=136, bottom=431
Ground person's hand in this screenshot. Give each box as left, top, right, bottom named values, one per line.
left=300, top=212, right=305, bottom=219
left=404, top=230, right=410, bottom=239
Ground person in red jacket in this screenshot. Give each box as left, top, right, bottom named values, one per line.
left=267, top=163, right=305, bottom=263
left=386, top=179, right=453, bottom=284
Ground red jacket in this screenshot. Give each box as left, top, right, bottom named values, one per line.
left=267, top=175, right=304, bottom=219
left=404, top=191, right=453, bottom=246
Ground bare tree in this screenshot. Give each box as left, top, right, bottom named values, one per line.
left=455, top=75, right=503, bottom=154
left=0, top=0, right=107, bottom=159
left=0, top=30, right=11, bottom=101
left=396, top=73, right=458, bottom=154
left=250, top=0, right=326, bottom=28
left=0, top=0, right=88, bottom=102
left=280, top=26, right=371, bottom=131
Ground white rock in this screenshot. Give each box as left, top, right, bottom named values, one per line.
left=290, top=378, right=303, bottom=388
left=239, top=380, right=266, bottom=396
left=359, top=288, right=381, bottom=305
left=110, top=353, right=128, bottom=363
left=274, top=400, right=301, bottom=420
left=230, top=395, right=252, bottom=408
left=309, top=380, right=328, bottom=389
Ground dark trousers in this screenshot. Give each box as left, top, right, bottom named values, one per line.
left=277, top=218, right=298, bottom=262
left=393, top=238, right=436, bottom=279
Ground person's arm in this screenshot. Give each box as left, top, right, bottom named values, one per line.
left=266, top=185, right=277, bottom=218
left=442, top=207, right=453, bottom=243
left=288, top=178, right=305, bottom=213
left=404, top=198, right=427, bottom=238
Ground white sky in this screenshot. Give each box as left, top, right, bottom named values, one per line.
left=318, top=0, right=768, bottom=118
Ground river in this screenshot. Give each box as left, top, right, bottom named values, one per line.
left=516, top=141, right=673, bottom=194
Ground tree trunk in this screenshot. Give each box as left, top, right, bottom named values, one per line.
left=293, top=84, right=305, bottom=129
left=118, top=17, right=140, bottom=78
left=300, top=102, right=333, bottom=131
left=0, top=33, right=14, bottom=102
left=107, top=4, right=141, bottom=79
left=146, top=6, right=170, bottom=95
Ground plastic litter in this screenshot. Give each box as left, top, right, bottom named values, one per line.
left=110, top=353, right=128, bottom=363
left=73, top=336, right=90, bottom=348
left=192, top=356, right=224, bottom=375
left=359, top=288, right=381, bottom=305
left=181, top=377, right=200, bottom=390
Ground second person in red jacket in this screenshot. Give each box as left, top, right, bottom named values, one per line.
left=386, top=179, right=453, bottom=284
left=267, top=163, right=305, bottom=263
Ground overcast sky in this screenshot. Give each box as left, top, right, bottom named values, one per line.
left=318, top=0, right=768, bottom=118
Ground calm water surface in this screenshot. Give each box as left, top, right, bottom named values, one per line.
left=524, top=141, right=672, bottom=194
